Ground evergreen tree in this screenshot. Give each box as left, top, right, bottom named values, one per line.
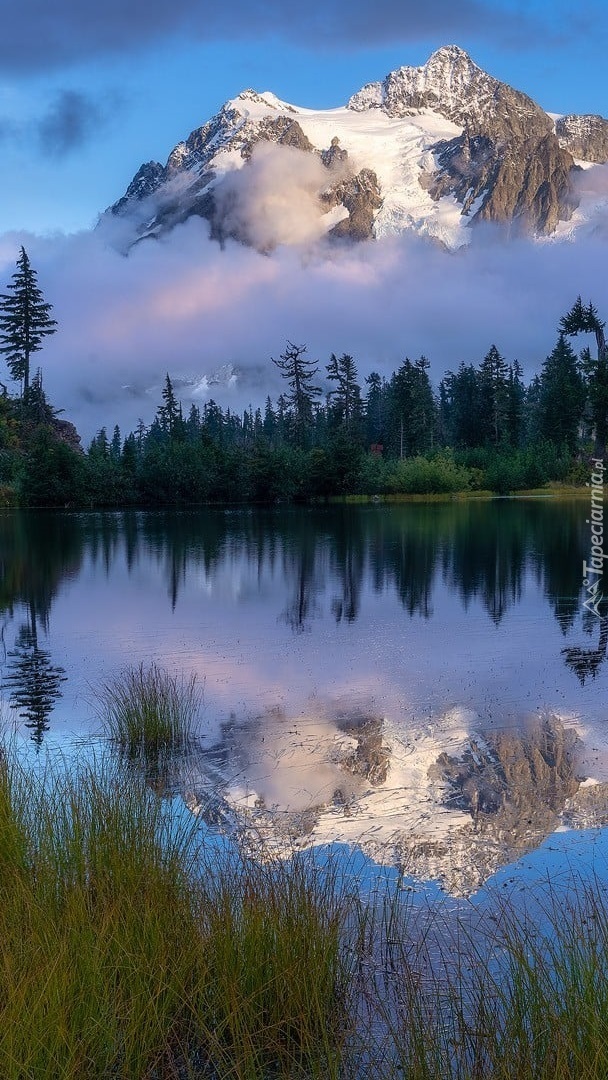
left=186, top=403, right=201, bottom=442
left=90, top=427, right=109, bottom=457
left=505, top=360, right=526, bottom=447
left=23, top=368, right=56, bottom=426
left=560, top=297, right=608, bottom=457
left=202, top=399, right=224, bottom=444
left=479, top=345, right=509, bottom=445
left=326, top=353, right=363, bottom=433
left=135, top=418, right=147, bottom=450
left=524, top=375, right=542, bottom=444
left=442, top=364, right=483, bottom=449
left=536, top=335, right=585, bottom=452
left=275, top=394, right=289, bottom=444
left=388, top=357, right=436, bottom=457
left=110, top=425, right=122, bottom=460
left=271, top=341, right=321, bottom=448
left=365, top=372, right=387, bottom=447
left=242, top=405, right=255, bottom=447
left=0, top=247, right=57, bottom=398
left=121, top=432, right=138, bottom=474
left=263, top=396, right=277, bottom=443
left=157, top=374, right=180, bottom=439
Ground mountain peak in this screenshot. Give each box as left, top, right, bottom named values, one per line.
left=420, top=45, right=483, bottom=89
left=229, top=88, right=298, bottom=117
left=348, top=45, right=480, bottom=114
left=108, top=45, right=608, bottom=250
left=425, top=44, right=476, bottom=67
left=348, top=44, right=552, bottom=141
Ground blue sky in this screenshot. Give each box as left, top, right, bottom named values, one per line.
left=1, top=0, right=608, bottom=234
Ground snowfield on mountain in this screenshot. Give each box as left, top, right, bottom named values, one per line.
left=108, top=45, right=608, bottom=251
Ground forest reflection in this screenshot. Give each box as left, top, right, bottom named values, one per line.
left=0, top=501, right=604, bottom=742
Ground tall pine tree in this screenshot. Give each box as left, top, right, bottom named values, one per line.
left=479, top=344, right=509, bottom=446
left=389, top=357, right=436, bottom=457
left=0, top=247, right=57, bottom=398
left=326, top=353, right=363, bottom=433
left=272, top=341, right=321, bottom=448
left=536, top=335, right=585, bottom=452
left=560, top=297, right=608, bottom=457
left=505, top=360, right=526, bottom=447
left=441, top=364, right=483, bottom=449
left=157, top=374, right=181, bottom=439
left=365, top=372, right=387, bottom=447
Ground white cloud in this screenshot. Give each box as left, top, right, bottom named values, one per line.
left=0, top=218, right=605, bottom=442
left=214, top=142, right=344, bottom=250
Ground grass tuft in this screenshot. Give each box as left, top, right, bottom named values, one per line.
left=193, top=851, right=356, bottom=1078
left=98, top=661, right=200, bottom=758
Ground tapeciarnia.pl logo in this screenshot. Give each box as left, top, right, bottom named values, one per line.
left=582, top=458, right=606, bottom=619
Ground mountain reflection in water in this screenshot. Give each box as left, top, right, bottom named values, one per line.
left=0, top=502, right=607, bottom=892
left=181, top=707, right=606, bottom=897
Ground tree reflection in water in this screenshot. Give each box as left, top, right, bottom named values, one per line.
left=562, top=616, right=608, bottom=685
left=0, top=502, right=606, bottom=743
left=4, top=621, right=66, bottom=746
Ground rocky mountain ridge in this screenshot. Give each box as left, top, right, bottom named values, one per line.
left=348, top=44, right=552, bottom=141
left=108, top=46, right=608, bottom=250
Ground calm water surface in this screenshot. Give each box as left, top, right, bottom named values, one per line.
left=2, top=501, right=608, bottom=896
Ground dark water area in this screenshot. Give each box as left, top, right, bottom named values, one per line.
left=1, top=501, right=608, bottom=895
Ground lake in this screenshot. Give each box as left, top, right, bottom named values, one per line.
left=2, top=500, right=608, bottom=898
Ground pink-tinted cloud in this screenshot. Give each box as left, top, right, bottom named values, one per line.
left=0, top=217, right=605, bottom=441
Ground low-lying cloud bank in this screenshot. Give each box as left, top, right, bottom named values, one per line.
left=0, top=216, right=606, bottom=442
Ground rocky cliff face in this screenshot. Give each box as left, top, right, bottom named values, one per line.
left=52, top=418, right=83, bottom=453
left=322, top=168, right=383, bottom=241
left=428, top=130, right=577, bottom=234
left=107, top=46, right=608, bottom=249
left=111, top=161, right=166, bottom=215
left=556, top=114, right=608, bottom=163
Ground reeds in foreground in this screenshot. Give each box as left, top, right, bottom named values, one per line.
left=0, top=748, right=354, bottom=1080
left=3, top=731, right=608, bottom=1078
left=356, top=875, right=608, bottom=1080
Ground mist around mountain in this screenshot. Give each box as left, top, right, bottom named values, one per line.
left=108, top=45, right=608, bottom=251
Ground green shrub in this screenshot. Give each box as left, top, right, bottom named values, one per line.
left=387, top=452, right=473, bottom=494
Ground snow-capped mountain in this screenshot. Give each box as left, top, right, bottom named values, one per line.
left=108, top=45, right=608, bottom=250
left=181, top=708, right=605, bottom=898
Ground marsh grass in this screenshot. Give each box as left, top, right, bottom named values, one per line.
left=192, top=852, right=356, bottom=1078
left=355, top=878, right=608, bottom=1080
left=0, top=748, right=355, bottom=1079
left=98, top=662, right=201, bottom=758
left=5, top=735, right=608, bottom=1079
left=0, top=752, right=203, bottom=1079
left=470, top=885, right=608, bottom=1079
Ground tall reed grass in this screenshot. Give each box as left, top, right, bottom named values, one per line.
left=0, top=748, right=355, bottom=1079
left=97, top=662, right=200, bottom=757
left=356, top=879, right=608, bottom=1079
